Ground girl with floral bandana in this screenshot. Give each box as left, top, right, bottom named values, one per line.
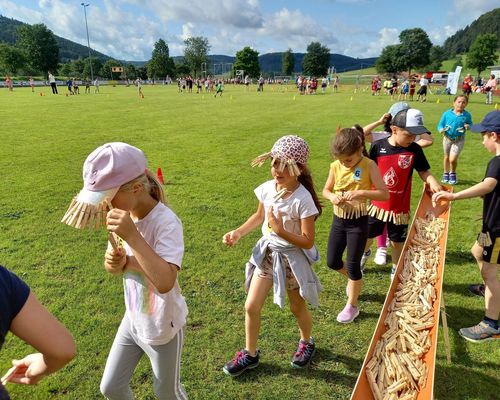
left=222, top=135, right=322, bottom=376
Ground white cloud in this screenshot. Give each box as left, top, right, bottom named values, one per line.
left=257, top=8, right=338, bottom=52
left=449, top=0, right=498, bottom=26
left=428, top=25, right=459, bottom=45
left=0, top=0, right=44, bottom=24
left=342, top=27, right=399, bottom=58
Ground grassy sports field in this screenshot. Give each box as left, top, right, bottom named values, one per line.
left=0, top=82, right=498, bottom=399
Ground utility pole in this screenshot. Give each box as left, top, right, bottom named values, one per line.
left=81, top=3, right=94, bottom=82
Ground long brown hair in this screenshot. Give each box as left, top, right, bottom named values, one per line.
left=297, top=164, right=322, bottom=217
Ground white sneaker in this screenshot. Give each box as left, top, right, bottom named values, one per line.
left=374, top=247, right=387, bottom=266
left=360, top=249, right=371, bottom=272
left=390, top=265, right=396, bottom=281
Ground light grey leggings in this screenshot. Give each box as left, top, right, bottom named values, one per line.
left=100, top=315, right=188, bottom=400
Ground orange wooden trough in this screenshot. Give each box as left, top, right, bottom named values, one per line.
left=351, top=186, right=452, bottom=400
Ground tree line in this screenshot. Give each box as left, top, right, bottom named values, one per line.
left=375, top=28, right=498, bottom=78
left=0, top=22, right=334, bottom=80
left=1, top=22, right=497, bottom=82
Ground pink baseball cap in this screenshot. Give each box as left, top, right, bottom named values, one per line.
left=76, top=142, right=147, bottom=205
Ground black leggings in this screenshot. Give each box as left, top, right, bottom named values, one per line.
left=326, top=215, right=368, bottom=281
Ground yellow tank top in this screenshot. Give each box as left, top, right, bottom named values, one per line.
left=330, top=157, right=373, bottom=218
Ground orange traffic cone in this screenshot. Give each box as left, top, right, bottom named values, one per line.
left=157, top=168, right=165, bottom=185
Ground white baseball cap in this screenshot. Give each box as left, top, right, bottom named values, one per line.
left=391, top=109, right=430, bottom=135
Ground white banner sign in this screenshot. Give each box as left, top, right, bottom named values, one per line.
left=447, top=66, right=462, bottom=95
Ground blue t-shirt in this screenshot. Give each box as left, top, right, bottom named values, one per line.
left=0, top=266, right=30, bottom=350
left=437, top=109, right=473, bottom=140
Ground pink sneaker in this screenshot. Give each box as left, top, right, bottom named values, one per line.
left=336, top=303, right=359, bottom=323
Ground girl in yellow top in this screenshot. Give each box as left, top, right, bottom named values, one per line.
left=323, top=127, right=389, bottom=323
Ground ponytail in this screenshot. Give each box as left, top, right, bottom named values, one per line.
left=145, top=170, right=166, bottom=203
left=298, top=165, right=322, bottom=218
left=119, top=171, right=166, bottom=204
left=352, top=124, right=369, bottom=158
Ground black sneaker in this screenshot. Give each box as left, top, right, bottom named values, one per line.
left=291, top=338, right=315, bottom=368
left=468, top=284, right=485, bottom=297
left=223, top=349, right=259, bottom=377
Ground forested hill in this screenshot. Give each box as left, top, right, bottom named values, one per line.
left=174, top=53, right=377, bottom=74
left=0, top=15, right=111, bottom=62
left=443, top=8, right=500, bottom=56
left=258, top=52, right=377, bottom=74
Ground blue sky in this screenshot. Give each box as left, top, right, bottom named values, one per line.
left=0, top=0, right=498, bottom=61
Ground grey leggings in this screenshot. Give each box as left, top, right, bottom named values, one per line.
left=100, top=315, right=187, bottom=400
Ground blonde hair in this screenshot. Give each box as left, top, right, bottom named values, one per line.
left=119, top=171, right=165, bottom=203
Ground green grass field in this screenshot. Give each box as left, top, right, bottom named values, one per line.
left=0, top=83, right=499, bottom=399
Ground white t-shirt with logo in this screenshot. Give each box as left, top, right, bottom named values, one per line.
left=255, top=180, right=319, bottom=247
left=123, top=202, right=187, bottom=345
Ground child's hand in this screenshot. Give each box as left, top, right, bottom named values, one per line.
left=106, top=209, right=139, bottom=243
left=343, top=190, right=364, bottom=201
left=267, top=206, right=284, bottom=234
left=428, top=181, right=443, bottom=194
left=4, top=354, right=48, bottom=385
left=432, top=191, right=454, bottom=203
left=105, top=247, right=127, bottom=272
left=379, top=113, right=391, bottom=124
left=222, top=230, right=241, bottom=247
left=330, top=194, right=344, bottom=205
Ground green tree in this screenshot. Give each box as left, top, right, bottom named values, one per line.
left=375, top=44, right=405, bottom=74
left=137, top=66, right=148, bottom=80
left=124, top=64, right=137, bottom=79
left=0, top=43, right=25, bottom=74
left=425, top=45, right=446, bottom=71
left=398, top=28, right=432, bottom=75
left=83, top=56, right=102, bottom=80
left=452, top=55, right=463, bottom=70
left=183, top=36, right=210, bottom=77
left=467, top=33, right=499, bottom=77
left=282, top=48, right=295, bottom=75
left=233, top=46, right=260, bottom=78
left=175, top=61, right=190, bottom=77
left=302, top=42, right=330, bottom=77
left=147, top=39, right=175, bottom=80
left=59, top=62, right=72, bottom=77
left=17, top=23, right=59, bottom=73
left=100, top=59, right=121, bottom=79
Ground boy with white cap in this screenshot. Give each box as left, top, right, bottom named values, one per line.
left=363, top=108, right=442, bottom=279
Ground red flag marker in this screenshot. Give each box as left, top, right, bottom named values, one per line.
left=157, top=168, right=165, bottom=185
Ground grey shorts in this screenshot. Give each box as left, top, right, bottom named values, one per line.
left=443, top=135, right=465, bottom=156
left=254, top=249, right=299, bottom=290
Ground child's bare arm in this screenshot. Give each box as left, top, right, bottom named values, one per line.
left=223, top=202, right=265, bottom=246
left=322, top=168, right=343, bottom=204
left=363, top=113, right=390, bottom=142
left=7, top=293, right=76, bottom=385
left=416, top=133, right=433, bottom=148
left=125, top=234, right=179, bottom=294
left=106, top=208, right=178, bottom=294
left=418, top=170, right=442, bottom=193
left=433, top=178, right=497, bottom=202
left=268, top=209, right=316, bottom=249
